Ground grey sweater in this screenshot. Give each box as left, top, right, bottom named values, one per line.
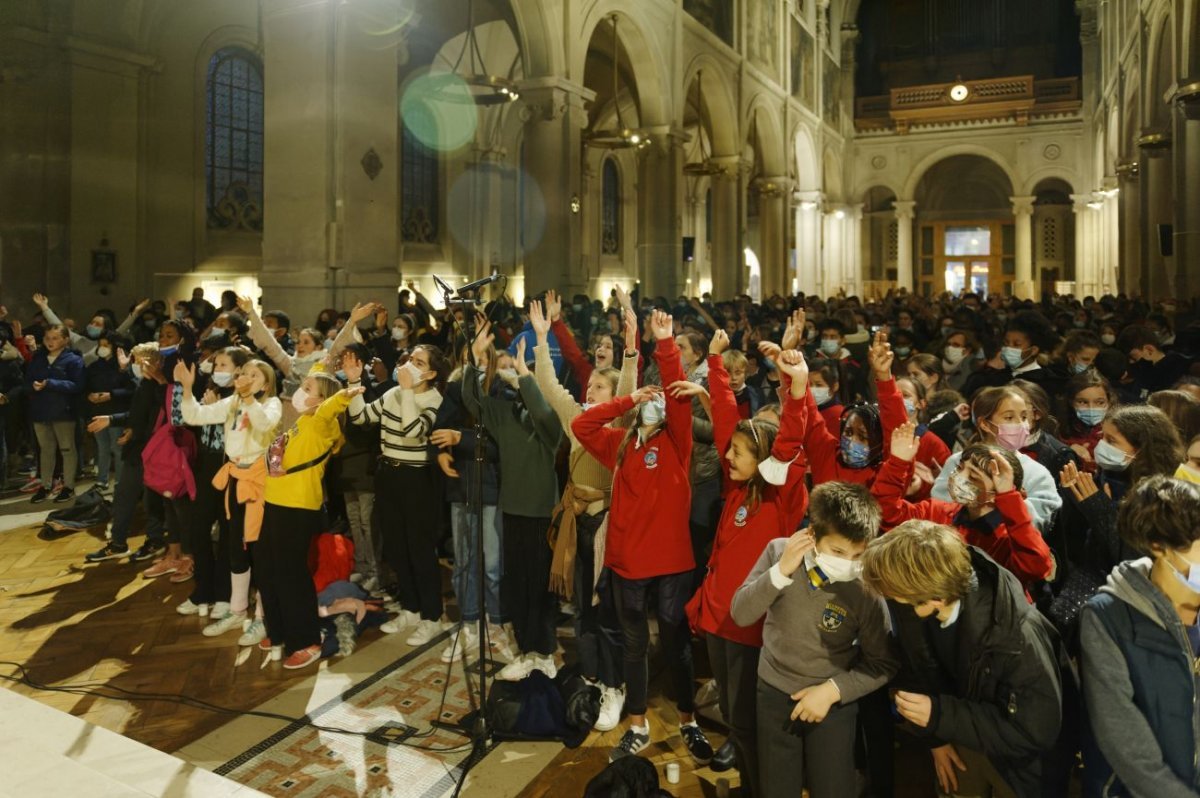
left=731, top=539, right=899, bottom=702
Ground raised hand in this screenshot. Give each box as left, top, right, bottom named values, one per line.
left=544, top=289, right=562, bottom=322
left=349, top=301, right=380, bottom=324
left=529, top=299, right=551, bottom=340
left=9, top=320, right=21, bottom=340
left=869, top=330, right=893, bottom=380
left=777, top=348, right=809, bottom=382
left=340, top=385, right=366, bottom=400
left=777, top=529, right=816, bottom=578
left=629, top=384, right=663, bottom=406
left=614, top=283, right=633, bottom=314
left=666, top=380, right=708, bottom=401
left=757, top=340, right=782, bottom=362
left=514, top=338, right=530, bottom=376
left=891, top=421, right=920, bottom=463
left=650, top=309, right=673, bottom=341
left=32, top=293, right=48, bottom=308
left=236, top=295, right=254, bottom=314
left=989, top=451, right=1015, bottom=493
left=471, top=320, right=495, bottom=365
left=342, top=352, right=364, bottom=383
left=623, top=309, right=638, bottom=354
left=396, top=359, right=414, bottom=389
left=173, top=361, right=195, bottom=391
left=781, top=308, right=807, bottom=350
left=709, top=329, right=730, bottom=356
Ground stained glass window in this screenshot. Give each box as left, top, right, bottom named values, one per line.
left=401, top=104, right=439, bottom=244
left=206, top=48, right=263, bottom=232
left=601, top=159, right=620, bottom=255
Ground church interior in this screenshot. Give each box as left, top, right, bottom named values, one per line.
left=1, top=0, right=1198, bottom=796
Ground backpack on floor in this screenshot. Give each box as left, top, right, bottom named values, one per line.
left=142, top=392, right=196, bottom=500
left=38, top=486, right=112, bottom=540
left=583, top=756, right=671, bottom=798
left=485, top=668, right=599, bottom=749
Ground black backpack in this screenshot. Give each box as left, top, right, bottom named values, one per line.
left=38, top=486, right=112, bottom=540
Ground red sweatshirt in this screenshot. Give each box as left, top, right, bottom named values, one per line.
left=871, top=454, right=1053, bottom=600
left=572, top=337, right=693, bottom=580
left=801, top=386, right=879, bottom=486
left=687, top=355, right=808, bottom=646
left=818, top=401, right=844, bottom=434
left=877, top=377, right=951, bottom=498
left=552, top=318, right=643, bottom=395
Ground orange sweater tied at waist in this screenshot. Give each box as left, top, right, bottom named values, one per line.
left=211, top=458, right=267, bottom=543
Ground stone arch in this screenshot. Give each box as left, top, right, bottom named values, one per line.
left=744, top=94, right=786, bottom=175
left=1183, top=0, right=1199, bottom=81
left=575, top=2, right=670, bottom=127
left=1020, top=167, right=1078, bottom=196
left=1144, top=8, right=1173, bottom=129
left=509, top=0, right=561, bottom=77
left=681, top=54, right=739, bottom=157
left=793, top=125, right=820, bottom=192
left=901, top=144, right=1019, bottom=200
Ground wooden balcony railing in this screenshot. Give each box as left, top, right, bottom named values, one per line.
left=855, top=75, right=1081, bottom=133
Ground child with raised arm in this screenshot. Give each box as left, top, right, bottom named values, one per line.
left=683, top=333, right=811, bottom=797
left=572, top=310, right=712, bottom=765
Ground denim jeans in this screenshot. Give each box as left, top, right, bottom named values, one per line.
left=93, top=425, right=124, bottom=486
left=109, top=458, right=164, bottom=549
left=450, top=502, right=503, bottom=623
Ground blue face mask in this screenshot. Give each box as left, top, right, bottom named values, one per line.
left=1000, top=346, right=1025, bottom=369
left=1070, top=361, right=1089, bottom=375
left=322, top=338, right=334, bottom=351
left=1076, top=407, right=1106, bottom=427
left=820, top=339, right=841, bottom=356
left=86, top=324, right=104, bottom=339
left=159, top=345, right=178, bottom=358
left=335, top=370, right=347, bottom=382
left=840, top=437, right=872, bottom=468
left=903, top=398, right=917, bottom=416
left=894, top=346, right=912, bottom=358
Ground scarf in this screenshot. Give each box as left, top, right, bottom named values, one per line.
left=547, top=479, right=607, bottom=599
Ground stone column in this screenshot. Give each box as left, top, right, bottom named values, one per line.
left=823, top=207, right=846, bottom=295
left=759, top=177, right=791, bottom=298
left=1071, top=195, right=1094, bottom=297
left=1139, top=135, right=1174, bottom=300
left=845, top=204, right=864, bottom=296
left=1010, top=195, right=1036, bottom=300
left=637, top=131, right=686, bottom=299
left=518, top=78, right=593, bottom=298
left=1173, top=85, right=1200, bottom=299
left=1117, top=164, right=1140, bottom=295
left=710, top=159, right=741, bottom=301
left=260, top=0, right=401, bottom=322
left=793, top=191, right=823, bottom=296
left=893, top=200, right=916, bottom=292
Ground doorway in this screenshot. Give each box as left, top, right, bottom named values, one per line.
left=917, top=220, right=1015, bottom=297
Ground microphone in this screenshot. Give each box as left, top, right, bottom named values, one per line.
left=431, top=274, right=455, bottom=297
left=458, top=271, right=502, bottom=295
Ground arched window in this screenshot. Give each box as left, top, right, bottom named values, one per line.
left=601, top=159, right=620, bottom=255
left=401, top=103, right=439, bottom=244
left=206, top=48, right=263, bottom=232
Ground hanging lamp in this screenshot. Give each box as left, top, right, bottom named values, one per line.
left=683, top=71, right=723, bottom=176
left=585, top=15, right=652, bottom=149
left=430, top=0, right=519, bottom=106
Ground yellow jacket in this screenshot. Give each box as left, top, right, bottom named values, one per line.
left=263, top=391, right=351, bottom=510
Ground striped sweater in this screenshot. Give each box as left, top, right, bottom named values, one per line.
left=348, top=384, right=442, bottom=466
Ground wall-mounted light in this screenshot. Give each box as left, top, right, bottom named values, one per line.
left=833, top=209, right=846, bottom=220
left=799, top=200, right=818, bottom=211
left=570, top=195, right=581, bottom=214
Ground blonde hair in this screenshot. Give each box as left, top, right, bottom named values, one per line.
left=131, top=342, right=161, bottom=368
left=860, top=520, right=972, bottom=604
left=245, top=359, right=278, bottom=398
left=722, top=349, right=749, bottom=371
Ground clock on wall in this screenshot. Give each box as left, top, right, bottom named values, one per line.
left=949, top=83, right=970, bottom=103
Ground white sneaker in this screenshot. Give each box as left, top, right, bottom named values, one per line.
left=238, top=618, right=267, bottom=647
left=595, top=686, right=626, bottom=732
left=176, top=599, right=210, bottom=617
left=202, top=611, right=247, bottom=637
left=440, top=624, right=479, bottom=663
left=211, top=601, right=231, bottom=619
left=495, top=654, right=534, bottom=682
left=380, top=610, right=420, bottom=635
left=405, top=619, right=444, bottom=647
left=487, top=623, right=517, bottom=661
left=528, top=654, right=557, bottom=679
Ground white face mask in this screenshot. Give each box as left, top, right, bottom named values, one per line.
left=757, top=454, right=797, bottom=486
left=211, top=371, right=234, bottom=388
left=198, top=360, right=214, bottom=375
left=1100, top=333, right=1116, bottom=346
left=96, top=345, right=112, bottom=359
left=392, top=327, right=408, bottom=342
left=640, top=395, right=667, bottom=426
left=403, top=359, right=426, bottom=384
left=944, top=346, right=965, bottom=365
left=1168, top=551, right=1200, bottom=595
left=815, top=551, right=862, bottom=583
left=811, top=386, right=832, bottom=405
left=291, top=387, right=314, bottom=414
left=131, top=363, right=143, bottom=380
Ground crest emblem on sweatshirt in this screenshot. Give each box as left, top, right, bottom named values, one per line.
left=643, top=448, right=658, bottom=469
left=733, top=505, right=748, bottom=527
left=820, top=601, right=847, bottom=632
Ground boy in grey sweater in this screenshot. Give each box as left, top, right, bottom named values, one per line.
left=731, top=482, right=899, bottom=798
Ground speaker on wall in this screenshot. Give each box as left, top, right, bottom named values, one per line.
left=1158, top=224, right=1174, bottom=257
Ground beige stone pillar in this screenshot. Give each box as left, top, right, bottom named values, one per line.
left=1117, top=165, right=1140, bottom=295
left=710, top=158, right=741, bottom=301
left=260, top=0, right=401, bottom=322
left=1071, top=195, right=1095, bottom=297
left=1173, top=86, right=1200, bottom=299
left=1010, top=195, right=1036, bottom=299
left=637, top=131, right=686, bottom=299
left=1139, top=135, right=1174, bottom=300
left=519, top=78, right=592, bottom=298
left=793, top=191, right=823, bottom=296
left=759, top=177, right=791, bottom=298
left=893, top=200, right=916, bottom=292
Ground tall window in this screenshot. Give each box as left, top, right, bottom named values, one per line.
left=206, top=48, right=263, bottom=232
left=401, top=103, right=439, bottom=244
left=601, top=159, right=620, bottom=255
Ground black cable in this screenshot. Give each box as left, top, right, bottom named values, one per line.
left=0, top=660, right=474, bottom=754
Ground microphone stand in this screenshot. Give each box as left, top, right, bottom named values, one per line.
left=434, top=279, right=494, bottom=792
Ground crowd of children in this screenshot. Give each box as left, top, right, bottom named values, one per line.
left=4, top=285, right=1199, bottom=796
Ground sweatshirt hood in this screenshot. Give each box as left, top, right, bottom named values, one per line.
left=1099, top=558, right=1170, bottom=630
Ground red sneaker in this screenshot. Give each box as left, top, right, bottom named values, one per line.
left=282, top=645, right=322, bottom=670
left=258, top=636, right=274, bottom=652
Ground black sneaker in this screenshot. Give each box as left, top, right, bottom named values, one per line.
left=609, top=723, right=651, bottom=762
left=52, top=487, right=75, bottom=504
left=680, top=722, right=714, bottom=765
left=29, top=487, right=51, bottom=504
left=131, top=541, right=166, bottom=562
left=85, top=543, right=130, bottom=563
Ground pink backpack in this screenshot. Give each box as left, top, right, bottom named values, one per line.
left=142, top=390, right=197, bottom=500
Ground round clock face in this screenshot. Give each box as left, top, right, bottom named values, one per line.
left=949, top=84, right=970, bottom=102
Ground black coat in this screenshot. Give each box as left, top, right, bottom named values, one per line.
left=888, top=549, right=1064, bottom=798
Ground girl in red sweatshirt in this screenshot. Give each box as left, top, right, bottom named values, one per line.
left=871, top=421, right=1054, bottom=600
left=682, top=333, right=810, bottom=798
left=572, top=310, right=710, bottom=766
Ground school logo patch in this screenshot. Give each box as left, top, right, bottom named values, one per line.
left=820, top=601, right=848, bottom=632
left=733, top=505, right=749, bottom=527
left=643, top=448, right=659, bottom=469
